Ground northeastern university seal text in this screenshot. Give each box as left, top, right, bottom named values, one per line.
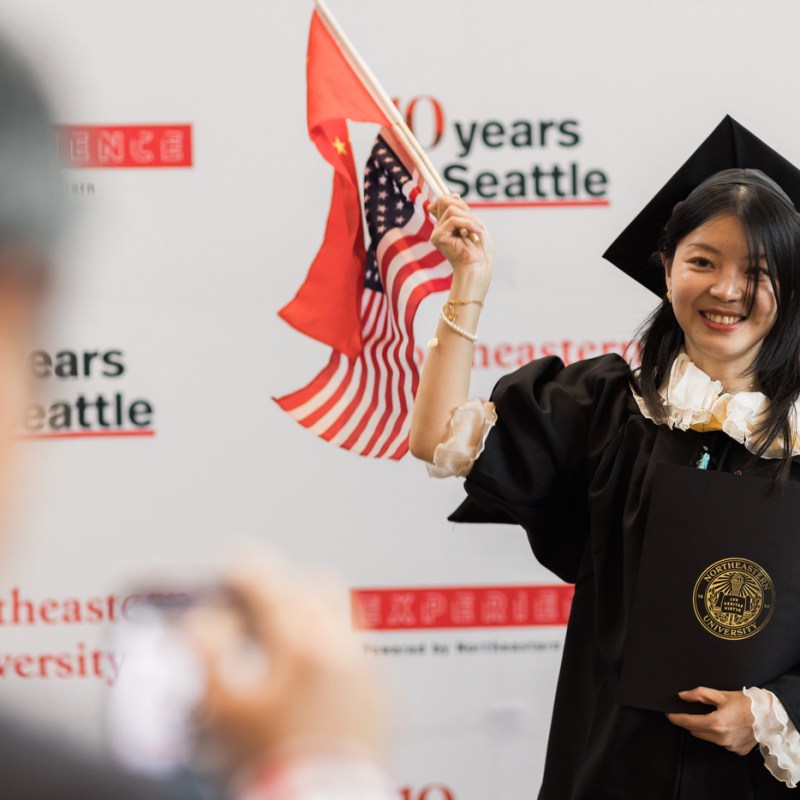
left=693, top=558, right=775, bottom=640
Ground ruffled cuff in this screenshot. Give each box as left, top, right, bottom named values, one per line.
left=744, top=686, right=800, bottom=788
left=426, top=399, right=497, bottom=479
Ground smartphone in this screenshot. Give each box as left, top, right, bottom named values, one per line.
left=106, top=588, right=266, bottom=777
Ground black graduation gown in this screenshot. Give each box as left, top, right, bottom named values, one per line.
left=450, top=354, right=800, bottom=800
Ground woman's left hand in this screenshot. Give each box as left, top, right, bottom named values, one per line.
left=666, top=686, right=756, bottom=756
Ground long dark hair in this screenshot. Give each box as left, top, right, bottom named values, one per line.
left=636, top=170, right=800, bottom=479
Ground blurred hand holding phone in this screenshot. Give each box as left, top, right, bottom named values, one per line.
left=107, top=557, right=390, bottom=797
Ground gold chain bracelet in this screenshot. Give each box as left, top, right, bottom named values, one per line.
left=428, top=299, right=484, bottom=347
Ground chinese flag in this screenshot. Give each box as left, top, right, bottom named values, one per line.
left=278, top=11, right=392, bottom=359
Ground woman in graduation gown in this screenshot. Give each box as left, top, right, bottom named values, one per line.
left=409, top=117, right=800, bottom=800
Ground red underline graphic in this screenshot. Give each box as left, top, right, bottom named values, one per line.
left=468, top=199, right=611, bottom=209
left=15, top=429, right=156, bottom=441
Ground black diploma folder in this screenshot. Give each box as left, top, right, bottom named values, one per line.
left=619, top=463, right=800, bottom=714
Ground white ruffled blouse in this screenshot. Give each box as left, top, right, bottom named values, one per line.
left=631, top=352, right=800, bottom=459
left=426, top=354, right=800, bottom=786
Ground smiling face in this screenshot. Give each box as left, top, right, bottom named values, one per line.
left=664, top=212, right=778, bottom=384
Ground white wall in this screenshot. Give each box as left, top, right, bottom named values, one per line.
left=0, top=2, right=798, bottom=798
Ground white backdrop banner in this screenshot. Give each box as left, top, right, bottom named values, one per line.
left=0, top=2, right=799, bottom=799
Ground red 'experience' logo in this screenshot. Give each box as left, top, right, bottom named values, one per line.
left=55, top=125, right=193, bottom=168
left=351, top=584, right=574, bottom=630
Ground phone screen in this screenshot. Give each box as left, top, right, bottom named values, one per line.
left=106, top=589, right=268, bottom=778
left=107, top=596, right=205, bottom=776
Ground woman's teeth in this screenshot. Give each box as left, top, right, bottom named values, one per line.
left=702, top=312, right=743, bottom=325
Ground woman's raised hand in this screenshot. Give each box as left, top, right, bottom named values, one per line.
left=429, top=194, right=493, bottom=297
left=409, top=194, right=494, bottom=464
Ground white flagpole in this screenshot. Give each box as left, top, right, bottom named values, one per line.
left=312, top=0, right=449, bottom=199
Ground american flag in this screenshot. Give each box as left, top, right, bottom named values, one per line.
left=275, top=128, right=451, bottom=459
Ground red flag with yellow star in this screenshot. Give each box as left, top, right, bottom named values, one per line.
left=278, top=10, right=391, bottom=359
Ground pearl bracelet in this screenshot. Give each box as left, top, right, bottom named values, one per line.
left=438, top=307, right=478, bottom=342
left=427, top=298, right=483, bottom=347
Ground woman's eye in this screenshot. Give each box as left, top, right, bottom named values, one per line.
left=689, top=257, right=712, bottom=268
left=746, top=266, right=770, bottom=279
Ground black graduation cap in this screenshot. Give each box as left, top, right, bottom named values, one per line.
left=603, top=115, right=800, bottom=295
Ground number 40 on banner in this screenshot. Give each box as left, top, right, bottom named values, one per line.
left=399, top=786, right=455, bottom=800
left=391, top=96, right=445, bottom=149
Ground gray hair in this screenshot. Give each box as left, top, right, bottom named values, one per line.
left=0, top=36, right=62, bottom=283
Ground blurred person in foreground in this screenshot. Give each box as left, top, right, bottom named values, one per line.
left=0, top=35, right=393, bottom=800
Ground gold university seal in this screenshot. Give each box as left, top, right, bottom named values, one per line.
left=693, top=558, right=775, bottom=641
